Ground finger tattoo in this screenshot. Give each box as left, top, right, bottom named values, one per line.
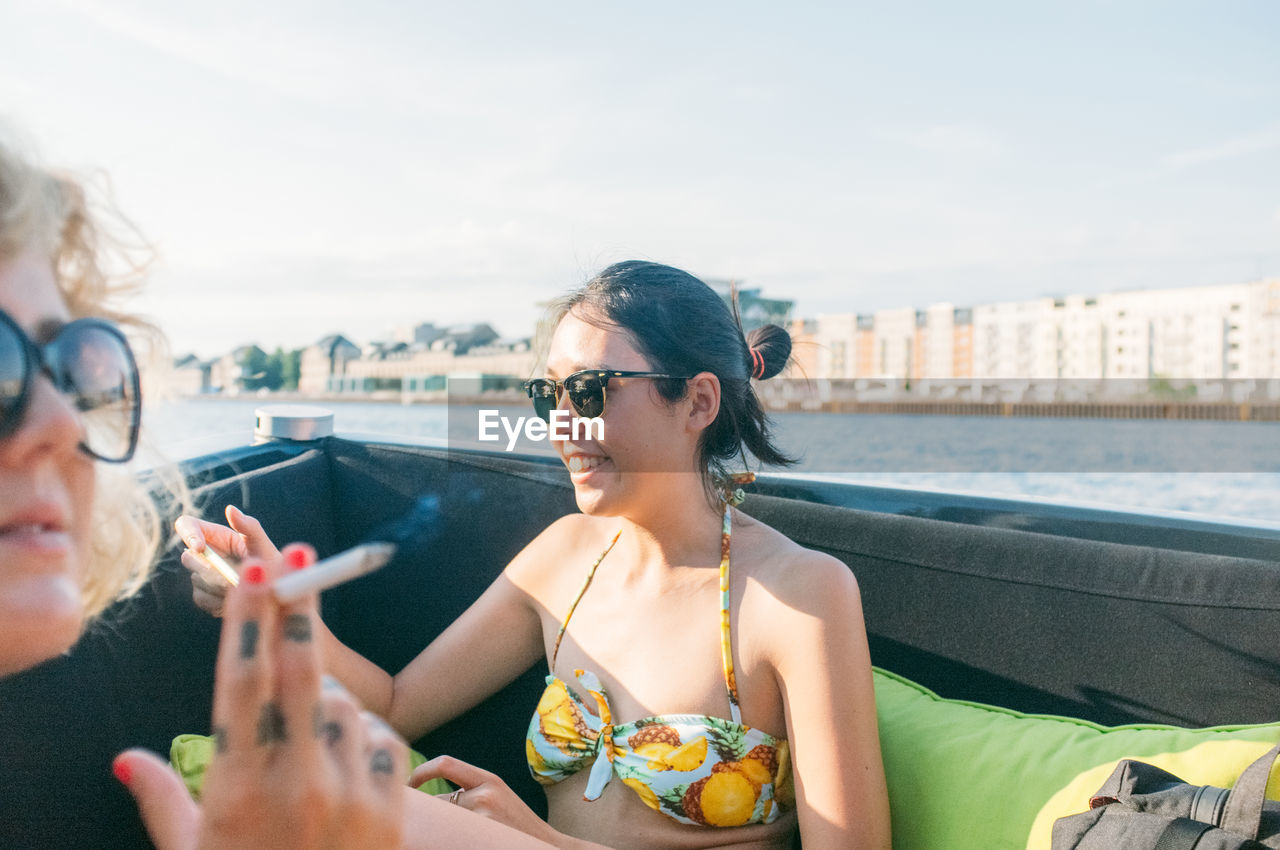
left=282, top=613, right=312, bottom=642
left=257, top=702, right=288, bottom=745
left=313, top=704, right=343, bottom=745
left=370, top=748, right=395, bottom=775
left=213, top=725, right=228, bottom=754
left=239, top=621, right=260, bottom=659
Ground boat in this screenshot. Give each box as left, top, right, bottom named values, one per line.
left=2, top=406, right=1279, bottom=849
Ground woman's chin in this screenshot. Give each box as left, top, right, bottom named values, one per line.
left=571, top=485, right=611, bottom=516
left=0, top=575, right=85, bottom=677
left=571, top=477, right=625, bottom=516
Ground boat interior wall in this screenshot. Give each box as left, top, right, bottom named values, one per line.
left=741, top=494, right=1280, bottom=728
left=0, top=436, right=1277, bottom=848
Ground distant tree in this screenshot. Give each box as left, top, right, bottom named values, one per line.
left=241, top=346, right=271, bottom=391
left=261, top=349, right=285, bottom=391
left=1148, top=375, right=1197, bottom=399
left=281, top=348, right=302, bottom=391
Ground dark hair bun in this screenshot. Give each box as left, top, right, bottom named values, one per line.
left=745, top=323, right=792, bottom=380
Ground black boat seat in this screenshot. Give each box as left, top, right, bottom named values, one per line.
left=2, top=436, right=1277, bottom=848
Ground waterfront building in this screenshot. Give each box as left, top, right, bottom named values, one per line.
left=169, top=354, right=212, bottom=396
left=814, top=313, right=856, bottom=379
left=855, top=314, right=875, bottom=378
left=1094, top=280, right=1277, bottom=380
left=142, top=353, right=212, bottom=400
left=815, top=277, right=1279, bottom=382
left=392, top=322, right=446, bottom=347
left=1052, top=296, right=1104, bottom=379
left=951, top=308, right=974, bottom=379
left=429, top=323, right=500, bottom=354
left=706, top=280, right=794, bottom=331
left=814, top=313, right=879, bottom=379
left=873, top=307, right=918, bottom=379
left=333, top=337, right=535, bottom=397
left=299, top=335, right=361, bottom=395
left=209, top=344, right=266, bottom=395
left=972, top=297, right=1059, bottom=379
left=918, top=303, right=957, bottom=379
left=785, top=318, right=819, bottom=379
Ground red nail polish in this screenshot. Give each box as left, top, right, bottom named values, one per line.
left=285, top=547, right=310, bottom=570
left=112, top=757, right=132, bottom=786
left=243, top=563, right=266, bottom=584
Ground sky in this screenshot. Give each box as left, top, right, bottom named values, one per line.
left=2, top=0, right=1277, bottom=358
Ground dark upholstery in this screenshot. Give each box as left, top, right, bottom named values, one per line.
left=1, top=436, right=1277, bottom=847
left=0, top=447, right=338, bottom=849
left=319, top=441, right=577, bottom=818
left=740, top=494, right=1280, bottom=727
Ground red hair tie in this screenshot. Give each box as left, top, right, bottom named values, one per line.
left=749, top=346, right=766, bottom=379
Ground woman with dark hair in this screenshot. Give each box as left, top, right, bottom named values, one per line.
left=181, top=261, right=891, bottom=848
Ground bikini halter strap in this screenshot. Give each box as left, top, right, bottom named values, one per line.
left=549, top=501, right=745, bottom=725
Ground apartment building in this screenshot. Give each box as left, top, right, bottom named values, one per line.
left=815, top=278, right=1279, bottom=380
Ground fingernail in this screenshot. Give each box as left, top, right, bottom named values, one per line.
left=243, top=562, right=266, bottom=584
left=322, top=675, right=342, bottom=690
left=112, top=756, right=132, bottom=786
left=285, top=547, right=310, bottom=571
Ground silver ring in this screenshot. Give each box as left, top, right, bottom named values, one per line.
left=448, top=788, right=464, bottom=805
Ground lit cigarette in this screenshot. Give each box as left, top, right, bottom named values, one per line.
left=192, top=545, right=240, bottom=587
left=272, top=542, right=397, bottom=604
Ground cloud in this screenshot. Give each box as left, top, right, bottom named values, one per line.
left=1161, top=124, right=1280, bottom=170
left=876, top=123, right=1009, bottom=159
left=46, top=0, right=575, bottom=117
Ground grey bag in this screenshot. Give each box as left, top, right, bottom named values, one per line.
left=1052, top=741, right=1280, bottom=849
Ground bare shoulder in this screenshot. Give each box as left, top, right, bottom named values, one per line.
left=733, top=510, right=862, bottom=616
left=503, top=512, right=616, bottom=594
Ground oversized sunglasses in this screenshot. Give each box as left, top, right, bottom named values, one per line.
left=0, top=308, right=142, bottom=463
left=523, top=370, right=690, bottom=422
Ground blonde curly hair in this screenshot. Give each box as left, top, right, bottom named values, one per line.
left=0, top=133, right=174, bottom=619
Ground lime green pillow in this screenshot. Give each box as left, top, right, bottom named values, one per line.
left=873, top=668, right=1280, bottom=850
left=171, top=734, right=452, bottom=799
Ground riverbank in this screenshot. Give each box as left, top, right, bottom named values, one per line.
left=175, top=389, right=1280, bottom=421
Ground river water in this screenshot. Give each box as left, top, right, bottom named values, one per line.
left=141, top=398, right=1280, bottom=524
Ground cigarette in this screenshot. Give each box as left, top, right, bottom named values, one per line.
left=272, top=542, right=397, bottom=604
left=192, top=545, right=240, bottom=587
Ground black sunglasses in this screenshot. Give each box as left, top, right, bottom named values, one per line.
left=523, top=370, right=690, bottom=423
left=0, top=308, right=142, bottom=463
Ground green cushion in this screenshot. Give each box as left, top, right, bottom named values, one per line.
left=873, top=668, right=1280, bottom=850
left=170, top=734, right=452, bottom=799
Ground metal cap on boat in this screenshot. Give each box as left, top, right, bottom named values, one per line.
left=254, top=404, right=335, bottom=443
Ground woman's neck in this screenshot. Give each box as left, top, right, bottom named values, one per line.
left=614, top=473, right=725, bottom=571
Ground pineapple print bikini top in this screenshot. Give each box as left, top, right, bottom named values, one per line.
left=524, top=495, right=794, bottom=827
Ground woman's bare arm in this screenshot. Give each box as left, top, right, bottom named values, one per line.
left=320, top=569, right=545, bottom=740
left=767, top=552, right=892, bottom=849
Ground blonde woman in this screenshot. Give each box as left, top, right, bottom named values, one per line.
left=0, top=133, right=560, bottom=849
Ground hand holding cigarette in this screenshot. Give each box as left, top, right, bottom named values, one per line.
left=176, top=507, right=280, bottom=617
left=178, top=509, right=397, bottom=614
left=115, top=543, right=410, bottom=849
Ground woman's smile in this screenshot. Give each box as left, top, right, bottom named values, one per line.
left=563, top=450, right=614, bottom=482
